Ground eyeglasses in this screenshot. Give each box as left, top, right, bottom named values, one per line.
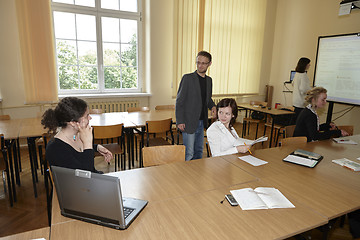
left=196, top=61, right=210, bottom=65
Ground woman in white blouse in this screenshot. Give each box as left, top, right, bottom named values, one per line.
left=206, top=98, right=251, bottom=157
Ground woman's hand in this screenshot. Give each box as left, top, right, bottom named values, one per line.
left=236, top=145, right=250, bottom=153
left=329, top=122, right=337, bottom=130
left=97, top=145, right=113, bottom=163
left=340, top=129, right=349, bottom=137
left=77, top=122, right=93, bottom=149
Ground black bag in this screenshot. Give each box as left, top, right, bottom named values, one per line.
left=251, top=111, right=265, bottom=120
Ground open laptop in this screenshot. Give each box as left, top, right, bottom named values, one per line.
left=286, top=70, right=296, bottom=83
left=51, top=166, right=148, bottom=230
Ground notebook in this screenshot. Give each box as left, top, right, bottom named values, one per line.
left=51, top=166, right=148, bottom=230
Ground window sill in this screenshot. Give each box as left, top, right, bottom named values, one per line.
left=59, top=92, right=152, bottom=99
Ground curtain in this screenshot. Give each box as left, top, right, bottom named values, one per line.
left=173, top=0, right=267, bottom=96
left=15, top=0, right=58, bottom=104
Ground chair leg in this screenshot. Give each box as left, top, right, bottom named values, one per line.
left=255, top=123, right=259, bottom=139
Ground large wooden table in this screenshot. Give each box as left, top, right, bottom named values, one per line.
left=49, top=136, right=360, bottom=239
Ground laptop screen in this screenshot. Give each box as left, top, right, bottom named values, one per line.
left=289, top=70, right=296, bottom=83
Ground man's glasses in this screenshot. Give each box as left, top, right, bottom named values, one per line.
left=196, top=61, right=210, bottom=65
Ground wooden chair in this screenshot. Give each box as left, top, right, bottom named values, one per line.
left=338, top=125, right=353, bottom=136
left=145, top=118, right=174, bottom=147
left=93, top=124, right=125, bottom=171
left=242, top=101, right=267, bottom=139
left=127, top=106, right=150, bottom=112
left=284, top=125, right=296, bottom=138
left=155, top=105, right=175, bottom=110
left=89, top=108, right=103, bottom=114
left=0, top=115, right=10, bottom=120
left=143, top=145, right=185, bottom=167
left=280, top=136, right=307, bottom=147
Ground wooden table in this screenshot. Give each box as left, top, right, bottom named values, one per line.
left=0, top=227, right=50, bottom=240
left=238, top=103, right=294, bottom=147
left=221, top=135, right=360, bottom=221
left=90, top=110, right=177, bottom=168
left=51, top=134, right=360, bottom=239
left=50, top=153, right=333, bottom=239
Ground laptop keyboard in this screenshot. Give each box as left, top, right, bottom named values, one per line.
left=123, top=207, right=135, bottom=219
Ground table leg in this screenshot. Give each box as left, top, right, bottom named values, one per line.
left=27, top=137, right=38, bottom=198
left=5, top=140, right=17, bottom=202
left=12, top=141, right=21, bottom=186
left=1, top=149, right=14, bottom=206
left=269, top=119, right=275, bottom=148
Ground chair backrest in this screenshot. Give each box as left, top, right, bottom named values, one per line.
left=127, top=107, right=150, bottom=112
left=338, top=125, right=354, bottom=136
left=143, top=145, right=185, bottom=167
left=146, top=118, right=172, bottom=134
left=93, top=124, right=123, bottom=139
left=90, top=108, right=103, bottom=114
left=155, top=105, right=175, bottom=110
left=280, top=136, right=307, bottom=147
left=284, top=125, right=296, bottom=138
left=0, top=115, right=10, bottom=120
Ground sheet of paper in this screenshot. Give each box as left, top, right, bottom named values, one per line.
left=254, top=187, right=295, bottom=209
left=333, top=137, right=358, bottom=145
left=230, top=188, right=268, bottom=210
left=238, top=155, right=268, bottom=166
left=339, top=3, right=352, bottom=16
left=234, top=136, right=268, bottom=146
left=283, top=155, right=317, bottom=168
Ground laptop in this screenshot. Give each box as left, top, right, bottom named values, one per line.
left=286, top=70, right=296, bottom=83
left=51, top=166, right=148, bottom=230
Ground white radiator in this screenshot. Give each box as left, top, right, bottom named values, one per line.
left=89, top=100, right=138, bottom=113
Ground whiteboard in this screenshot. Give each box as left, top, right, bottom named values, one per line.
left=313, top=33, right=360, bottom=106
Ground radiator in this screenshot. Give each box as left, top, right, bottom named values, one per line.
left=88, top=100, right=138, bottom=113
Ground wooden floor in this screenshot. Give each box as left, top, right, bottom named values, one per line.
left=0, top=123, right=354, bottom=239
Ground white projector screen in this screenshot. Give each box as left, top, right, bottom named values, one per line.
left=313, top=33, right=360, bottom=106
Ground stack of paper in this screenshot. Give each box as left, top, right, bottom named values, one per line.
left=234, top=136, right=268, bottom=146
left=230, top=187, right=295, bottom=210
left=332, top=158, right=360, bottom=171
left=333, top=138, right=358, bottom=145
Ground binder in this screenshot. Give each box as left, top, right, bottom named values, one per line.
left=283, top=149, right=323, bottom=168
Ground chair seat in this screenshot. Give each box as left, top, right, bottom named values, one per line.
left=147, top=138, right=171, bottom=147
left=243, top=117, right=261, bottom=123
left=94, top=143, right=123, bottom=157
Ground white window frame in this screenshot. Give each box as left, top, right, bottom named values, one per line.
left=51, top=0, right=142, bottom=96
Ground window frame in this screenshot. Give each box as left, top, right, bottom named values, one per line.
left=51, top=0, right=143, bottom=96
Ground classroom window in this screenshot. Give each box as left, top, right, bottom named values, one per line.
left=52, top=0, right=141, bottom=95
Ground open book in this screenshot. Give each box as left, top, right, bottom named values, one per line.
left=230, top=187, right=295, bottom=210
left=234, top=136, right=268, bottom=146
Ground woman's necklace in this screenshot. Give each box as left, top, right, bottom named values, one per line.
left=63, top=133, right=83, bottom=152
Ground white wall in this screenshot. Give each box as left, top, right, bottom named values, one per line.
left=269, top=0, right=360, bottom=133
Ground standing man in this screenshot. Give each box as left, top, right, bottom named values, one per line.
left=176, top=51, right=216, bottom=161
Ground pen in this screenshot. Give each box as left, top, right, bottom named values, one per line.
left=339, top=139, right=349, bottom=141
left=244, top=143, right=253, bottom=155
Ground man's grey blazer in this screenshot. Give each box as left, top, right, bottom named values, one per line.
left=175, top=71, right=215, bottom=134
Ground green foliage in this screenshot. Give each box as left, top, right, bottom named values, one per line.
left=56, top=34, right=138, bottom=91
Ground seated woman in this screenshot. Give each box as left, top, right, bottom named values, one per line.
left=41, top=97, right=113, bottom=172
left=207, top=98, right=250, bottom=157
left=293, top=87, right=348, bottom=142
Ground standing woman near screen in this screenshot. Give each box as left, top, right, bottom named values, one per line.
left=292, top=57, right=312, bottom=122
